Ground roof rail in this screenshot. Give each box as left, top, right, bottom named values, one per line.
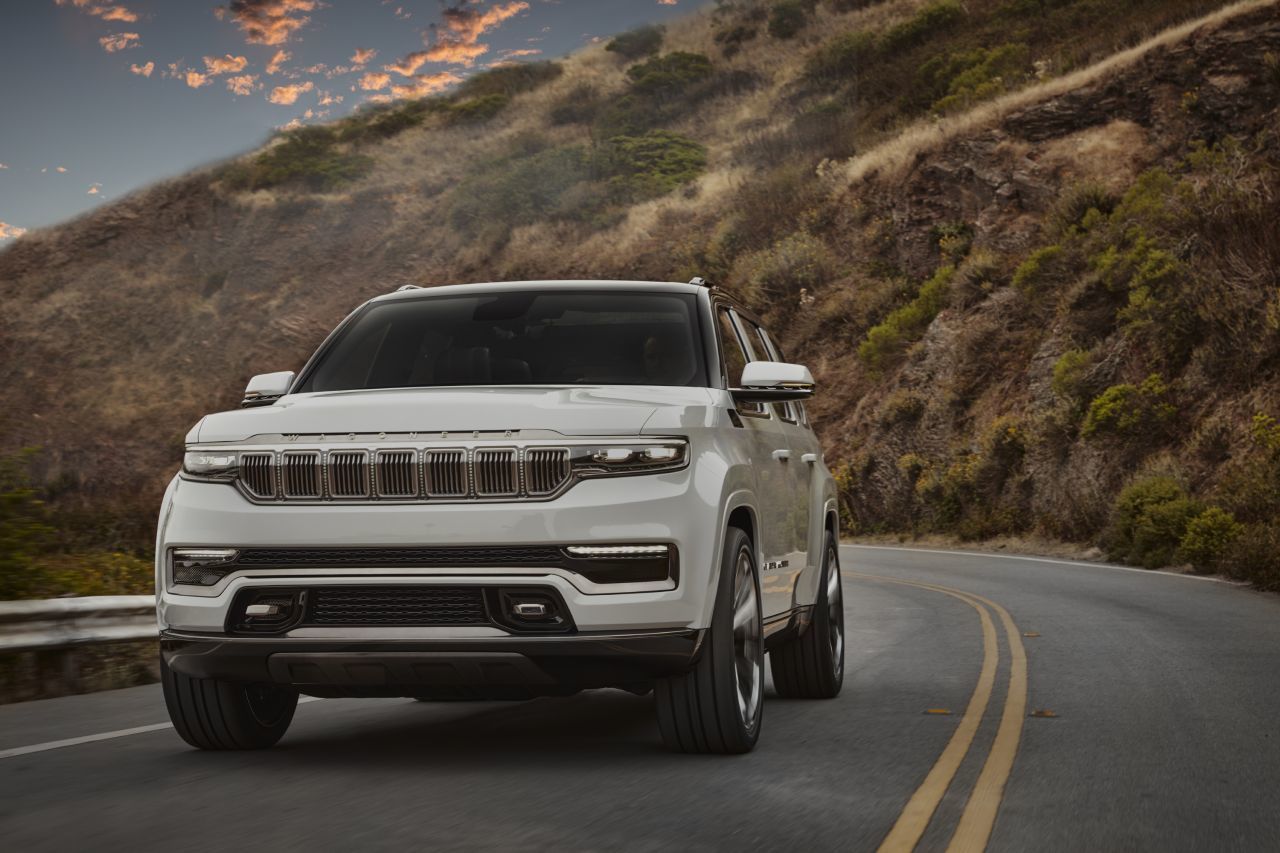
left=395, top=284, right=423, bottom=292
left=689, top=276, right=712, bottom=288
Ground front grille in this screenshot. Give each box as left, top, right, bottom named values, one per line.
left=234, top=444, right=583, bottom=503
left=281, top=452, right=321, bottom=498
left=307, top=587, right=488, bottom=626
left=474, top=448, right=518, bottom=496
left=236, top=546, right=563, bottom=568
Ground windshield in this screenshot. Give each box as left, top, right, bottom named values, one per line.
left=297, top=290, right=708, bottom=392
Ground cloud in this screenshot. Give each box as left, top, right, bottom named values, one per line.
left=129, top=61, right=154, bottom=77
left=87, top=183, right=103, bottom=195
left=0, top=163, right=8, bottom=169
left=423, top=1, right=529, bottom=67
left=98, top=32, right=140, bottom=52
left=91, top=5, right=139, bottom=21
left=203, top=54, right=249, bottom=75
left=358, top=71, right=391, bottom=91
left=657, top=0, right=678, bottom=5
left=0, top=222, right=27, bottom=240
left=267, top=80, right=313, bottom=104
left=389, top=71, right=460, bottom=100
left=317, top=90, right=343, bottom=105
left=385, top=51, right=430, bottom=77
left=185, top=70, right=211, bottom=88
left=500, top=48, right=541, bottom=58
left=265, top=49, right=290, bottom=74
left=226, top=74, right=258, bottom=95
left=56, top=166, right=68, bottom=173
left=350, top=47, right=377, bottom=67
left=217, top=0, right=316, bottom=46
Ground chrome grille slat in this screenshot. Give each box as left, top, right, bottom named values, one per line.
left=425, top=449, right=468, bottom=497
left=281, top=451, right=321, bottom=498
left=474, top=448, right=517, bottom=496
left=375, top=450, right=418, bottom=498
left=328, top=450, right=370, bottom=498
left=525, top=448, right=570, bottom=496
left=240, top=453, right=277, bottom=499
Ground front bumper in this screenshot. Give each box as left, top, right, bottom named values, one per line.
left=162, top=628, right=705, bottom=697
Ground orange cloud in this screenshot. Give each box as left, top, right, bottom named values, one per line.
left=226, top=74, right=258, bottom=95
left=317, top=90, right=343, bottom=105
left=501, top=48, right=542, bottom=58
left=56, top=166, right=69, bottom=173
left=350, top=47, right=377, bottom=67
left=98, top=32, right=140, bottom=52
left=87, top=183, right=103, bottom=195
left=217, top=0, right=316, bottom=46
left=129, top=61, right=154, bottom=77
left=267, top=80, right=313, bottom=104
left=385, top=51, right=430, bottom=77
left=185, top=70, right=211, bottom=88
left=203, top=54, right=248, bottom=75
left=658, top=0, right=678, bottom=5
left=390, top=71, right=460, bottom=100
left=0, top=222, right=27, bottom=240
left=265, top=49, right=290, bottom=74
left=91, top=5, right=139, bottom=21
left=358, top=71, right=391, bottom=91
left=424, top=1, right=528, bottom=67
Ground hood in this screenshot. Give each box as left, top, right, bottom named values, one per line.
left=192, top=385, right=717, bottom=443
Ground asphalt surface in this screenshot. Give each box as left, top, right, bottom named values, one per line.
left=2, top=544, right=1279, bottom=852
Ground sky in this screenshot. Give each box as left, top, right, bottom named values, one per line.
left=0, top=0, right=696, bottom=243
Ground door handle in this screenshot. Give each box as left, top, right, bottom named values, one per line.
left=801, top=453, right=818, bottom=465
left=772, top=448, right=791, bottom=461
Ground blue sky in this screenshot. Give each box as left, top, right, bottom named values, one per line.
left=0, top=0, right=696, bottom=241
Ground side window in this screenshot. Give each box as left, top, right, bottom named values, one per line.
left=747, top=322, right=796, bottom=423
left=717, top=307, right=766, bottom=417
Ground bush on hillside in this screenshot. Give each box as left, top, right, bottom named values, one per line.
left=768, top=0, right=815, bottom=39
left=733, top=231, right=839, bottom=307
left=921, top=42, right=1031, bottom=113
left=804, top=30, right=877, bottom=82
left=1081, top=374, right=1174, bottom=441
left=444, top=93, right=511, bottom=124
left=222, top=126, right=373, bottom=192
left=453, top=61, right=563, bottom=98
left=1050, top=348, right=1095, bottom=404
left=1106, top=477, right=1202, bottom=569
left=605, top=25, right=665, bottom=61
left=715, top=23, right=759, bottom=57
left=882, top=0, right=967, bottom=53
left=1178, top=507, right=1243, bottom=574
left=596, top=130, right=708, bottom=201
left=1221, top=523, right=1280, bottom=591
left=858, top=266, right=955, bottom=373
left=0, top=450, right=55, bottom=599
left=1011, top=244, right=1071, bottom=296
left=625, top=52, right=715, bottom=98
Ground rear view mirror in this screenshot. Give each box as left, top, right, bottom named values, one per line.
left=242, top=371, right=295, bottom=408
left=731, top=361, right=815, bottom=403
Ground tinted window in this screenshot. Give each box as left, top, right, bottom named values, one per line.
left=299, top=291, right=707, bottom=392
left=747, top=322, right=796, bottom=422
left=718, top=307, right=765, bottom=416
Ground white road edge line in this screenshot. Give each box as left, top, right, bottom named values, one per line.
left=842, top=543, right=1242, bottom=584
left=0, top=696, right=324, bottom=760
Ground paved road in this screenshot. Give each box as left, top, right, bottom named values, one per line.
left=2, top=545, right=1279, bottom=851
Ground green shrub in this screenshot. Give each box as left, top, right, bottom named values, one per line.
left=768, top=0, right=813, bottom=39
left=0, top=449, right=56, bottom=599
left=549, top=84, right=601, bottom=125
left=880, top=391, right=927, bottom=426
left=714, top=24, right=759, bottom=57
left=1081, top=374, right=1175, bottom=440
left=924, top=43, right=1031, bottom=113
left=882, top=0, right=966, bottom=53
left=449, top=145, right=592, bottom=236
left=443, top=93, right=510, bottom=124
left=1011, top=244, right=1070, bottom=295
left=1221, top=522, right=1280, bottom=591
left=605, top=25, right=665, bottom=61
left=453, top=61, right=562, bottom=98
left=595, top=130, right=707, bottom=201
left=1051, top=183, right=1118, bottom=235
left=1107, top=477, right=1202, bottom=568
left=1250, top=413, right=1280, bottom=455
left=625, top=52, right=714, bottom=98
left=734, top=231, right=838, bottom=306
left=858, top=266, right=955, bottom=372
left=222, top=126, right=373, bottom=192
left=1178, top=507, right=1244, bottom=574
left=804, top=30, right=877, bottom=82
left=1051, top=348, right=1093, bottom=403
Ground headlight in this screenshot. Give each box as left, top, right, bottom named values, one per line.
left=171, top=548, right=240, bottom=586
left=182, top=450, right=239, bottom=481
left=569, top=441, right=688, bottom=478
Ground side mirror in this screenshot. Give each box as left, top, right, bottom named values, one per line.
left=242, top=371, right=295, bottom=408
left=731, top=361, right=815, bottom=403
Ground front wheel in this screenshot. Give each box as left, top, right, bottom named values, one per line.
left=655, top=526, right=763, bottom=754
left=162, top=658, right=298, bottom=750
left=770, top=533, right=845, bottom=699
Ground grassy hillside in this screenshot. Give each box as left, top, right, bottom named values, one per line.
left=2, top=0, right=1279, bottom=595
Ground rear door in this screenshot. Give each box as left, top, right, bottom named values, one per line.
left=716, top=306, right=795, bottom=620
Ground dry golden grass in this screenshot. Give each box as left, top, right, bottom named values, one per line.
left=837, top=0, right=1279, bottom=187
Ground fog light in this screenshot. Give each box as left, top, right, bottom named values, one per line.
left=233, top=590, right=304, bottom=633
left=172, top=548, right=240, bottom=586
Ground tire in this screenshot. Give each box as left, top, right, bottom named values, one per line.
left=655, top=526, right=764, bottom=754
left=161, top=657, right=298, bottom=750
left=770, top=532, right=845, bottom=699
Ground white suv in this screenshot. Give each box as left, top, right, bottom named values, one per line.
left=157, top=280, right=842, bottom=753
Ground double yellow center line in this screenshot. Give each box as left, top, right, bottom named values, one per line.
left=844, top=572, right=1029, bottom=853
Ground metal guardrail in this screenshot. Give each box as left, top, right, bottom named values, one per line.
left=0, top=596, right=157, bottom=653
